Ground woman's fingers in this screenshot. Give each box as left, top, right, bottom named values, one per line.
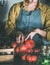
left=16, top=34, right=21, bottom=43
left=21, top=35, right=25, bottom=43
left=25, top=34, right=30, bottom=41
left=25, top=32, right=37, bottom=41
left=16, top=34, right=25, bottom=43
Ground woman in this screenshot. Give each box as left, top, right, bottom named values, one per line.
left=5, top=0, right=50, bottom=44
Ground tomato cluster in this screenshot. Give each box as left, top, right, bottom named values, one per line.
left=11, top=39, right=40, bottom=62
left=11, top=39, right=35, bottom=53
left=27, top=55, right=37, bottom=62
left=21, top=54, right=37, bottom=62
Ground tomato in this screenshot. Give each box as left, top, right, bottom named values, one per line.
left=15, top=47, right=19, bottom=53
left=26, top=49, right=33, bottom=53
left=31, top=55, right=37, bottom=62
left=25, top=40, right=35, bottom=49
left=28, top=56, right=32, bottom=62
left=21, top=54, right=27, bottom=61
left=20, top=45, right=27, bottom=52
left=27, top=55, right=31, bottom=60
left=11, top=42, right=17, bottom=48
left=34, top=49, right=40, bottom=53
left=27, top=55, right=32, bottom=62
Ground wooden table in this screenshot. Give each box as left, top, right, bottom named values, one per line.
left=0, top=48, right=14, bottom=62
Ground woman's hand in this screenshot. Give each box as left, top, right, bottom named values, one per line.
left=25, top=29, right=46, bottom=40
left=25, top=31, right=37, bottom=40
left=16, top=33, right=25, bottom=44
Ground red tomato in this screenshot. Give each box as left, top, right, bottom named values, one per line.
left=21, top=54, right=27, bottom=61
left=31, top=55, right=37, bottom=62
left=27, top=55, right=31, bottom=60
left=15, top=47, right=19, bottom=53
left=25, top=40, right=35, bottom=49
left=26, top=49, right=33, bottom=53
left=20, top=45, right=27, bottom=52
left=11, top=42, right=17, bottom=48
left=27, top=55, right=32, bottom=62
left=34, top=49, right=40, bottom=53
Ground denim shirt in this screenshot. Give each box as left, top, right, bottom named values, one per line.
left=16, top=8, right=44, bottom=45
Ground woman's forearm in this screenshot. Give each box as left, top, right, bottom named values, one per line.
left=35, top=29, right=46, bottom=37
